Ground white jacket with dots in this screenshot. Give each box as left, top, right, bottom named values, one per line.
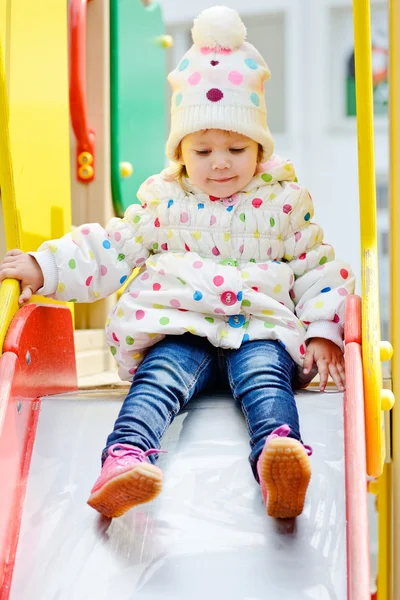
left=31, top=155, right=355, bottom=381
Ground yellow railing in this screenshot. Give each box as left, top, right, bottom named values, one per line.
left=390, top=0, right=400, bottom=596
left=0, top=37, right=21, bottom=354
left=352, top=0, right=394, bottom=478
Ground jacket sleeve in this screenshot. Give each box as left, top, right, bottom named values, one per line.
left=29, top=202, right=153, bottom=303
left=283, top=186, right=355, bottom=349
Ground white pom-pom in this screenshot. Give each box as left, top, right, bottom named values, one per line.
left=192, top=6, right=246, bottom=50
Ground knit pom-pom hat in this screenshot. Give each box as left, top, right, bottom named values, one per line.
left=166, top=6, right=274, bottom=162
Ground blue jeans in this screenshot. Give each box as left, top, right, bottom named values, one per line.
left=104, top=334, right=300, bottom=481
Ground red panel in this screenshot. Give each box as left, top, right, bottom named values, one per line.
left=3, top=304, right=77, bottom=396
left=344, top=341, right=370, bottom=600
left=344, top=294, right=362, bottom=345
left=0, top=305, right=78, bottom=598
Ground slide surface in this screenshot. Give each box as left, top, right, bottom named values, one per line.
left=9, top=388, right=346, bottom=600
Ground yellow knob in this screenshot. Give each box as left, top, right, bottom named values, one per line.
left=78, top=164, right=94, bottom=180
left=380, top=341, right=393, bottom=362
left=381, top=388, right=395, bottom=411
left=120, top=162, right=133, bottom=178
left=368, top=479, right=379, bottom=495
left=78, top=151, right=93, bottom=165
left=157, top=35, right=174, bottom=49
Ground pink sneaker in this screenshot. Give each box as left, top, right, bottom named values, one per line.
left=257, top=425, right=312, bottom=519
left=87, top=444, right=165, bottom=518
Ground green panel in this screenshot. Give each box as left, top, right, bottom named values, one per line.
left=110, top=0, right=166, bottom=216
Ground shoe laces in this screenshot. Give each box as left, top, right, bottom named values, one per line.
left=269, top=424, right=313, bottom=456
left=108, top=443, right=167, bottom=462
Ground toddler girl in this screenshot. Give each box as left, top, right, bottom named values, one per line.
left=0, top=6, right=354, bottom=519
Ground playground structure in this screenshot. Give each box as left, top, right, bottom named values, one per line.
left=0, top=0, right=399, bottom=598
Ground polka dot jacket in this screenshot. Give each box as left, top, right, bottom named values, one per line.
left=31, top=155, right=355, bottom=381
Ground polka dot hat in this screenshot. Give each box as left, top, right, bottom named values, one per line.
left=166, top=6, right=275, bottom=163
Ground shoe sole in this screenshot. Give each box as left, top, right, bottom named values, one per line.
left=87, top=463, right=163, bottom=518
left=259, top=437, right=311, bottom=519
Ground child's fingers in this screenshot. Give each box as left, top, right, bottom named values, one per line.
left=317, top=359, right=329, bottom=391
left=329, top=363, right=345, bottom=392
left=303, top=349, right=314, bottom=374
left=19, top=286, right=33, bottom=305
left=0, top=265, right=18, bottom=282
left=5, top=249, right=23, bottom=257
left=336, top=361, right=346, bottom=386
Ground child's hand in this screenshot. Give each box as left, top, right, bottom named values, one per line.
left=303, top=337, right=345, bottom=393
left=0, top=249, right=44, bottom=304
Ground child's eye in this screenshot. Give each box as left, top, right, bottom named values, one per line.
left=195, top=150, right=211, bottom=156
left=230, top=148, right=246, bottom=153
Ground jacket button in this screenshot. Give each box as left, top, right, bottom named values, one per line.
left=228, top=314, right=246, bottom=328
left=221, top=291, right=237, bottom=306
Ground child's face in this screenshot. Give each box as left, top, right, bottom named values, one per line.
left=180, top=129, right=259, bottom=197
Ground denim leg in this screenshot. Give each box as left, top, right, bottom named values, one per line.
left=103, top=334, right=218, bottom=463
left=225, top=340, right=299, bottom=481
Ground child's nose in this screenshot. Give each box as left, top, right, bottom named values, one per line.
left=212, top=155, right=231, bottom=170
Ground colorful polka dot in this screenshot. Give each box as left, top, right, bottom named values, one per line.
left=120, top=275, right=127, bottom=284
left=262, top=309, right=274, bottom=315
left=69, top=259, right=76, bottom=269
left=299, top=344, right=306, bottom=355
left=175, top=93, right=182, bottom=106
left=294, top=232, right=301, bottom=242
left=321, top=287, right=331, bottom=293
left=270, top=217, right=275, bottom=227
left=180, top=212, right=189, bottom=223
left=210, top=215, right=217, bottom=226
left=273, top=284, right=282, bottom=294
left=334, top=314, right=340, bottom=323
left=214, top=308, right=225, bottom=314
left=193, top=291, right=203, bottom=301
left=114, top=232, right=121, bottom=242
left=205, top=317, right=214, bottom=323
left=193, top=261, right=203, bottom=269
left=254, top=230, right=260, bottom=239
left=133, top=216, right=140, bottom=224
left=261, top=173, right=272, bottom=182
left=315, top=300, right=325, bottom=309
left=206, top=88, right=224, bottom=102
left=319, top=257, right=327, bottom=265
left=178, top=59, right=189, bottom=71
left=177, top=277, right=187, bottom=285
left=136, top=310, right=145, bottom=320
left=283, top=204, right=292, bottom=214
left=188, top=72, right=201, bottom=85
left=213, top=275, right=224, bottom=286
left=126, top=336, right=134, bottom=345
left=140, top=272, right=149, bottom=281
left=57, top=283, right=65, bottom=293
left=81, top=227, right=90, bottom=235
left=110, top=346, right=117, bottom=356
left=258, top=263, right=268, bottom=270
left=160, top=317, right=170, bottom=326
left=304, top=212, right=311, bottom=221
left=228, top=70, right=243, bottom=85
left=338, top=288, right=349, bottom=296
left=245, top=58, right=258, bottom=70
left=112, top=332, right=119, bottom=342
left=153, top=283, right=161, bottom=291
left=168, top=200, right=174, bottom=208
left=242, top=299, right=251, bottom=307
left=252, top=198, right=262, bottom=208
left=86, top=276, right=93, bottom=286
left=237, top=291, right=243, bottom=301
left=250, top=93, right=260, bottom=106
left=170, top=299, right=181, bottom=308
left=212, top=246, right=220, bottom=256
left=198, top=203, right=204, bottom=209
left=239, top=213, right=246, bottom=222
left=340, top=269, right=349, bottom=279
left=264, top=322, right=275, bottom=329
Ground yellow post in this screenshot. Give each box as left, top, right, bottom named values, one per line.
left=390, top=0, right=400, bottom=596
left=0, top=37, right=20, bottom=353
left=352, top=0, right=394, bottom=478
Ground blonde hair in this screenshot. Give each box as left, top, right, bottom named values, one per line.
left=168, top=141, right=264, bottom=191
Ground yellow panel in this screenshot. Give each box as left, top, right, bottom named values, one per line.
left=8, top=0, right=71, bottom=250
